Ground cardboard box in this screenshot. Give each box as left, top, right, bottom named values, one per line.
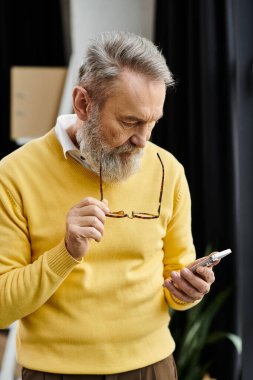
left=11, top=66, right=67, bottom=142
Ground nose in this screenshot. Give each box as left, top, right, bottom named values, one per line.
left=130, top=125, right=151, bottom=148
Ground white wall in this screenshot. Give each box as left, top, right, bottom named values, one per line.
left=59, top=0, right=155, bottom=114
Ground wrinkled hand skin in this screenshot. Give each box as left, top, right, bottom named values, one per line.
left=65, top=197, right=109, bottom=260
left=164, top=264, right=216, bottom=303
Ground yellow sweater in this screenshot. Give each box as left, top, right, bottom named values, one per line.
left=0, top=129, right=196, bottom=374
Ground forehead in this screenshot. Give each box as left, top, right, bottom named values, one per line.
left=101, top=71, right=166, bottom=120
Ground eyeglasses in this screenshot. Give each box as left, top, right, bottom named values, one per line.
left=100, top=152, right=164, bottom=219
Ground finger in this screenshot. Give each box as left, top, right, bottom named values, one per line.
left=71, top=205, right=107, bottom=223
left=72, top=215, right=105, bottom=235
left=76, top=197, right=110, bottom=214
left=181, top=268, right=212, bottom=294
left=171, top=270, right=205, bottom=300
left=165, top=279, right=196, bottom=303
left=68, top=224, right=103, bottom=243
left=195, top=266, right=215, bottom=284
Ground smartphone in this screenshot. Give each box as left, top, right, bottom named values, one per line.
left=190, top=248, right=232, bottom=273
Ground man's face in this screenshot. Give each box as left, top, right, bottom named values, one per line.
left=76, top=71, right=166, bottom=183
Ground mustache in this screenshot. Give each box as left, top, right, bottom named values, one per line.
left=102, top=140, right=143, bottom=155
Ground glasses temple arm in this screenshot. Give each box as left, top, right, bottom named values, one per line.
left=157, top=152, right=164, bottom=215
left=99, top=155, right=104, bottom=201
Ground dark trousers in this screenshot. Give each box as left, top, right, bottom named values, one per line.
left=22, top=355, right=178, bottom=380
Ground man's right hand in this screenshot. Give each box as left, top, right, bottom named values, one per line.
left=65, top=197, right=109, bottom=260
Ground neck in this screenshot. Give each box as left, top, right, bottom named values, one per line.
left=67, top=119, right=82, bottom=148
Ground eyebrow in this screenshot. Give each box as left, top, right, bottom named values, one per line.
left=121, top=113, right=164, bottom=122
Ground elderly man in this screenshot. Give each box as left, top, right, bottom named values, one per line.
left=0, top=31, right=215, bottom=380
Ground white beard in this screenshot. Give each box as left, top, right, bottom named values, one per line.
left=76, top=107, right=144, bottom=183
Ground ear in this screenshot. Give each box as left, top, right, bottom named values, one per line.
left=72, top=86, right=92, bottom=121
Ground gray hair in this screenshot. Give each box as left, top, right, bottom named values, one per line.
left=78, top=31, right=174, bottom=106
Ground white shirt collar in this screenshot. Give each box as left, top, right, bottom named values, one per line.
left=54, top=114, right=78, bottom=158
left=54, top=114, right=92, bottom=169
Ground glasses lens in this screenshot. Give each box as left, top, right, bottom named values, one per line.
left=132, top=213, right=158, bottom=219
left=106, top=211, right=127, bottom=218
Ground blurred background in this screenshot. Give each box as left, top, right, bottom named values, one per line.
left=0, top=0, right=252, bottom=379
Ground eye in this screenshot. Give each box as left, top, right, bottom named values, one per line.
left=121, top=121, right=138, bottom=129
left=120, top=118, right=161, bottom=130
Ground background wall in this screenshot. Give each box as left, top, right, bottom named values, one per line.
left=0, top=0, right=67, bottom=157
left=0, top=0, right=155, bottom=155
left=59, top=0, right=155, bottom=114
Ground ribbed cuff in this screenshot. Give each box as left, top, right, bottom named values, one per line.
left=164, top=287, right=199, bottom=311
left=170, top=293, right=188, bottom=305
left=46, top=239, right=83, bottom=278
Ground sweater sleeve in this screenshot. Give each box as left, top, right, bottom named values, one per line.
left=162, top=165, right=198, bottom=311
left=0, top=182, right=81, bottom=328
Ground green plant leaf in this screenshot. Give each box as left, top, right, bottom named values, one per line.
left=173, top=286, right=234, bottom=375
left=207, top=331, right=242, bottom=354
